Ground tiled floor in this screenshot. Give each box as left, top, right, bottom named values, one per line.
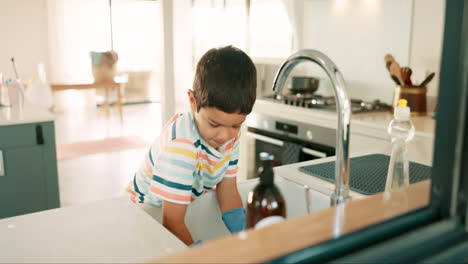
left=54, top=103, right=162, bottom=207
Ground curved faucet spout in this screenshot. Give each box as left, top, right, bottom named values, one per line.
left=272, top=49, right=352, bottom=206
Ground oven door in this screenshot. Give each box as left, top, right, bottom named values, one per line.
left=245, top=128, right=335, bottom=179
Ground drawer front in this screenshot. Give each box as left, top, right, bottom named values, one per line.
left=0, top=122, right=50, bottom=148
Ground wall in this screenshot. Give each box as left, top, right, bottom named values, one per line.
left=410, top=0, right=445, bottom=98
left=301, top=0, right=413, bottom=104
left=0, top=0, right=50, bottom=81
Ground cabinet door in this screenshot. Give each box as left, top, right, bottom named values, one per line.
left=0, top=146, right=47, bottom=219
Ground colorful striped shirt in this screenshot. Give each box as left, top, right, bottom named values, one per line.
left=127, top=112, right=240, bottom=206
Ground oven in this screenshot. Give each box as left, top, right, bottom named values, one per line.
left=244, top=113, right=336, bottom=179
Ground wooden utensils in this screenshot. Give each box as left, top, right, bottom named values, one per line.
left=384, top=54, right=395, bottom=71
left=390, top=75, right=401, bottom=86
left=420, top=72, right=435, bottom=87
left=384, top=54, right=431, bottom=115
left=384, top=54, right=405, bottom=86
left=401, top=67, right=413, bottom=86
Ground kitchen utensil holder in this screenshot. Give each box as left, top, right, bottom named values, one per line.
left=393, top=85, right=427, bottom=115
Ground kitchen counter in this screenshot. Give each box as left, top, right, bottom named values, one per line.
left=239, top=99, right=435, bottom=181
left=274, top=142, right=433, bottom=201
left=267, top=96, right=436, bottom=197
left=253, top=99, right=436, bottom=139
left=153, top=180, right=430, bottom=263
left=0, top=197, right=186, bottom=263
left=0, top=103, right=54, bottom=126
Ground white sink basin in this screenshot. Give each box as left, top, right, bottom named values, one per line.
left=184, top=177, right=331, bottom=242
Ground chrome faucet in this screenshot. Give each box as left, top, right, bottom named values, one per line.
left=272, top=49, right=352, bottom=206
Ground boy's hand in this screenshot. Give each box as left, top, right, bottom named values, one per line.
left=222, top=207, right=246, bottom=233
left=162, top=200, right=194, bottom=245
left=190, top=240, right=203, bottom=247
left=216, top=177, right=245, bottom=233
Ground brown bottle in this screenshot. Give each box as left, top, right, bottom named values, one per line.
left=246, top=152, right=286, bottom=229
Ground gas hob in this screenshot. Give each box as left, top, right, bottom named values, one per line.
left=262, top=93, right=392, bottom=114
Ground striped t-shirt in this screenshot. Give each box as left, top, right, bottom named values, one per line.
left=127, top=112, right=240, bottom=206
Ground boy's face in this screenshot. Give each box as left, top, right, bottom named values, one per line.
left=188, top=90, right=246, bottom=149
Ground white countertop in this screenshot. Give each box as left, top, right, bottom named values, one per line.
left=0, top=103, right=54, bottom=126
left=254, top=99, right=436, bottom=139
left=0, top=197, right=187, bottom=263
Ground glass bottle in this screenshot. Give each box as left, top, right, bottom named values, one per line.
left=246, top=152, right=286, bottom=229
left=0, top=74, right=11, bottom=107
left=6, top=78, right=24, bottom=110
left=385, top=99, right=415, bottom=192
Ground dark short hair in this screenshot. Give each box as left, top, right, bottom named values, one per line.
left=193, top=46, right=257, bottom=114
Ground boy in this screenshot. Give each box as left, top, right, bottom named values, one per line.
left=127, top=45, right=257, bottom=245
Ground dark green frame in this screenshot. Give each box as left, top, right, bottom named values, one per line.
left=269, top=0, right=468, bottom=262
left=430, top=0, right=468, bottom=218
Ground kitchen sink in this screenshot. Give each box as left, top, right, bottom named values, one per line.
left=184, top=177, right=330, bottom=242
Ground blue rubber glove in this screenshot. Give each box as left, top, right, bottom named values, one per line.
left=190, top=240, right=202, bottom=247
left=221, top=207, right=246, bottom=234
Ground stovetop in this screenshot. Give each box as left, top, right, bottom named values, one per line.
left=262, top=93, right=392, bottom=114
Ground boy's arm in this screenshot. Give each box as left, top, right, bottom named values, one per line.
left=216, top=177, right=242, bottom=213
left=162, top=200, right=194, bottom=245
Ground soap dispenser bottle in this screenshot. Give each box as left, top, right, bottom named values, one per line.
left=246, top=152, right=286, bottom=229
left=385, top=99, right=415, bottom=192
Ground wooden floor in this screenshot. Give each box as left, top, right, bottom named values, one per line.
left=53, top=102, right=162, bottom=206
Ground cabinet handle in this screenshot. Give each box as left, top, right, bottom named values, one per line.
left=36, top=125, right=44, bottom=145
left=246, top=131, right=328, bottom=158
left=0, top=150, right=4, bottom=176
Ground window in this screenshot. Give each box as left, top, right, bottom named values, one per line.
left=191, top=0, right=248, bottom=65
left=112, top=0, right=161, bottom=72
left=47, top=0, right=160, bottom=82
left=249, top=0, right=292, bottom=59
left=191, top=0, right=292, bottom=64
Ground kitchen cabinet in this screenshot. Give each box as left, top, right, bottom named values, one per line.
left=0, top=121, right=60, bottom=219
